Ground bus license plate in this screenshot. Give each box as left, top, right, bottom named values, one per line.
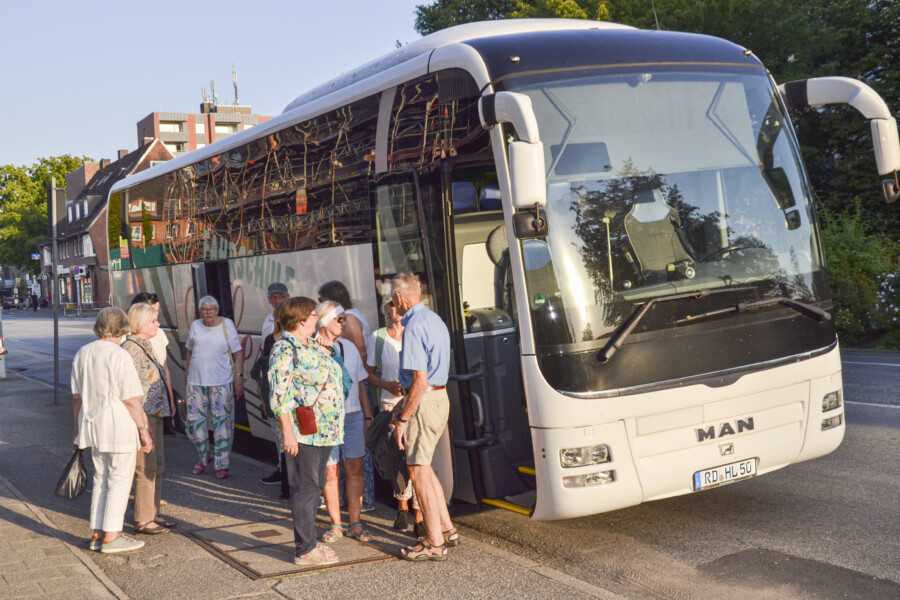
left=693, top=458, right=757, bottom=491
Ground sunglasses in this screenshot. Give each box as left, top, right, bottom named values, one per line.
left=336, top=316, right=346, bottom=324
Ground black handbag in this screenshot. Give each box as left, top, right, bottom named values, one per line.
left=54, top=449, right=87, bottom=499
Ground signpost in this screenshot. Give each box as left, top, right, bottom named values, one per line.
left=48, top=178, right=64, bottom=405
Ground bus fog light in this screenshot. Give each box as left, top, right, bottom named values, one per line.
left=822, top=390, right=842, bottom=412
left=563, top=470, right=615, bottom=488
left=560, top=444, right=611, bottom=468
left=821, top=414, right=842, bottom=431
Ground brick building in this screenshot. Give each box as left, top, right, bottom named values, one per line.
left=39, top=140, right=174, bottom=307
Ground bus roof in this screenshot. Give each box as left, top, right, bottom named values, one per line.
left=281, top=19, right=631, bottom=114
left=110, top=19, right=630, bottom=196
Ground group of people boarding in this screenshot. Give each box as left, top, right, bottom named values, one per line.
left=70, top=272, right=458, bottom=564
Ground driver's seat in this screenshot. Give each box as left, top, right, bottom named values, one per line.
left=624, top=188, right=693, bottom=274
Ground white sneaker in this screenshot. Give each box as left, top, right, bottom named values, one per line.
left=101, top=534, right=145, bottom=554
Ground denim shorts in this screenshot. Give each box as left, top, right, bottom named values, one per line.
left=327, top=410, right=365, bottom=464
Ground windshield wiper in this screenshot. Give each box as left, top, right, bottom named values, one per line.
left=673, top=296, right=831, bottom=326
left=598, top=287, right=754, bottom=363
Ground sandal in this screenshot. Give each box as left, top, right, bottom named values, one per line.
left=345, top=521, right=373, bottom=542
left=443, top=527, right=460, bottom=547
left=192, top=461, right=205, bottom=475
left=134, top=521, right=169, bottom=535
left=400, top=538, right=447, bottom=562
left=215, top=469, right=229, bottom=479
left=321, top=522, right=343, bottom=544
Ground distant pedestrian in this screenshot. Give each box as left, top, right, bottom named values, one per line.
left=31, top=293, right=38, bottom=312
left=184, top=296, right=244, bottom=478
left=391, top=273, right=457, bottom=561
left=257, top=282, right=290, bottom=489
left=122, top=302, right=176, bottom=535
left=71, top=307, right=152, bottom=554
left=268, top=297, right=343, bottom=566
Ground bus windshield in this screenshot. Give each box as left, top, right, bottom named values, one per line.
left=504, top=67, right=829, bottom=351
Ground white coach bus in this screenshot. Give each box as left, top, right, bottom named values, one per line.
left=108, top=19, right=900, bottom=519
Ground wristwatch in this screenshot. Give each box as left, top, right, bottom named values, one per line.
left=396, top=416, right=408, bottom=423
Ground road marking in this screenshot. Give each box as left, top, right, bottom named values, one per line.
left=843, top=361, right=900, bottom=368
left=845, top=401, right=900, bottom=410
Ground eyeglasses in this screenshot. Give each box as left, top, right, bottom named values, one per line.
left=387, top=300, right=395, bottom=307
left=336, top=316, right=346, bottom=324
left=200, top=307, right=217, bottom=313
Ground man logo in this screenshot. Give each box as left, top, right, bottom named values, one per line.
left=696, top=417, right=754, bottom=442
left=720, top=443, right=734, bottom=456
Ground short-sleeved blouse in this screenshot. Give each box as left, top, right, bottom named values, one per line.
left=268, top=331, right=344, bottom=448
left=71, top=339, right=145, bottom=453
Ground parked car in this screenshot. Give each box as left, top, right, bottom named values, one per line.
left=2, top=297, right=17, bottom=309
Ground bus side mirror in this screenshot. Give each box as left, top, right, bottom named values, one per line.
left=509, top=141, right=547, bottom=209
left=883, top=178, right=899, bottom=204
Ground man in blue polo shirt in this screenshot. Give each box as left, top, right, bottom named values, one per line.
left=390, top=272, right=459, bottom=561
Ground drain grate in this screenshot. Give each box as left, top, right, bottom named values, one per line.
left=189, top=518, right=395, bottom=579
left=250, top=529, right=281, bottom=539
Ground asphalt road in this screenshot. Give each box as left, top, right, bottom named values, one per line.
left=2, top=312, right=897, bottom=599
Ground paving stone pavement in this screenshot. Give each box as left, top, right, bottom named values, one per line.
left=0, top=474, right=122, bottom=600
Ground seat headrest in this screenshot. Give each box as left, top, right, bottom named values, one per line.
left=452, top=182, right=477, bottom=212
left=629, top=188, right=672, bottom=223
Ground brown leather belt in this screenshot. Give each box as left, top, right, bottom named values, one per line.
left=402, top=385, right=446, bottom=395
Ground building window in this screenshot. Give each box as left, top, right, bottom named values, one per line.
left=131, top=225, right=142, bottom=241
left=159, top=121, right=182, bottom=133
left=83, top=234, right=94, bottom=256
left=196, top=123, right=205, bottom=134
left=196, top=143, right=205, bottom=149
left=67, top=206, right=73, bottom=223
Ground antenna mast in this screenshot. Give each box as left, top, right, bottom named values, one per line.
left=233, top=65, right=239, bottom=105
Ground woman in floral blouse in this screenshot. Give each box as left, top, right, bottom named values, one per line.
left=122, top=302, right=176, bottom=535
left=268, top=296, right=344, bottom=566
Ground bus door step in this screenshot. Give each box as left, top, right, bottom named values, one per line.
left=517, top=465, right=535, bottom=476
left=482, top=490, right=535, bottom=516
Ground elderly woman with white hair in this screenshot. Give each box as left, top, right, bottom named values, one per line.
left=184, top=295, right=244, bottom=478
left=316, top=300, right=374, bottom=544
left=71, top=307, right=152, bottom=554
left=122, top=302, right=176, bottom=535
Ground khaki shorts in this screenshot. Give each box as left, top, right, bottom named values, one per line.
left=404, top=388, right=449, bottom=466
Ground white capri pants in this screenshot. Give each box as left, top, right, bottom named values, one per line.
left=89, top=450, right=137, bottom=533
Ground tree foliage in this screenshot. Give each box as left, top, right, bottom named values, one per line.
left=0, top=155, right=88, bottom=273
left=414, top=0, right=897, bottom=230
left=107, top=193, right=121, bottom=250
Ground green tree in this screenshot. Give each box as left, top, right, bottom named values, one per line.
left=415, top=0, right=517, bottom=35
left=107, top=193, right=121, bottom=250
left=0, top=155, right=88, bottom=273
left=141, top=205, right=153, bottom=245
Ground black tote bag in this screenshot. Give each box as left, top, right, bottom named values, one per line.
left=54, top=449, right=87, bottom=499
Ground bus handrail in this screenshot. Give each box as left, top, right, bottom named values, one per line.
left=448, top=367, right=494, bottom=449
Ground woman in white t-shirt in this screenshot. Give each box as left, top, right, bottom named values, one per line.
left=71, top=307, right=152, bottom=554
left=365, top=296, right=423, bottom=534
left=184, top=295, right=244, bottom=478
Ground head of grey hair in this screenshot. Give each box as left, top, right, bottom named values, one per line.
left=198, top=295, right=219, bottom=311
left=93, top=306, right=131, bottom=339
left=391, top=272, right=421, bottom=300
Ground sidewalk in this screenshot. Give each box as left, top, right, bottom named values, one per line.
left=0, top=370, right=620, bottom=600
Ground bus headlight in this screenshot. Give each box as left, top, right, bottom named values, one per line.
left=822, top=414, right=843, bottom=431
left=822, top=390, right=842, bottom=412
left=563, top=470, right=615, bottom=488
left=560, top=444, right=610, bottom=468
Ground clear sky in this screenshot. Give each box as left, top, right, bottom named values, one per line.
left=0, top=0, right=425, bottom=167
